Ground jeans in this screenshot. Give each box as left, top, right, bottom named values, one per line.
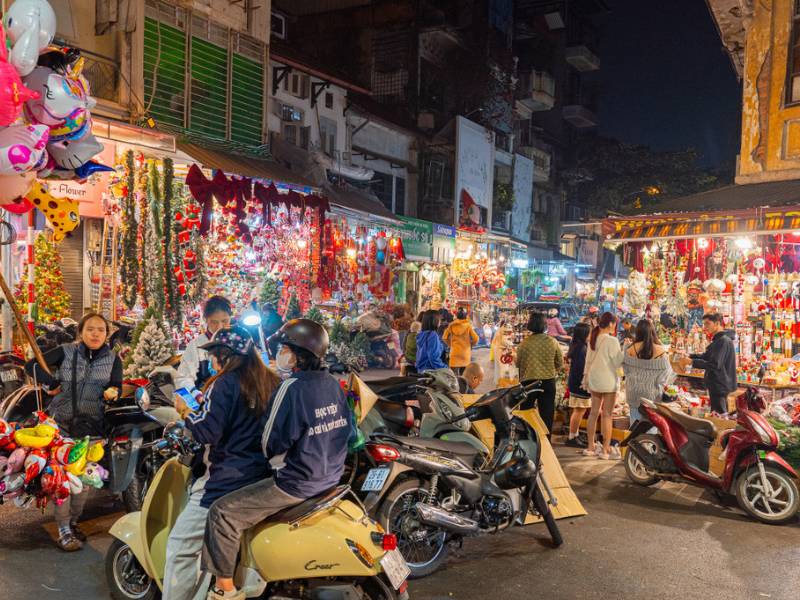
left=521, top=378, right=556, bottom=434
left=162, top=491, right=211, bottom=600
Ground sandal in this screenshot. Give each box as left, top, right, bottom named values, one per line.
left=71, top=523, right=87, bottom=542
left=581, top=449, right=596, bottom=457
left=56, top=531, right=83, bottom=552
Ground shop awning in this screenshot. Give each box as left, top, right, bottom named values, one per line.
left=323, top=183, right=399, bottom=222
left=604, top=203, right=800, bottom=242
left=178, top=142, right=316, bottom=189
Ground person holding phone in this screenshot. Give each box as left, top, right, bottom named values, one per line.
left=176, top=296, right=233, bottom=392
left=163, top=326, right=280, bottom=600
left=25, top=312, right=122, bottom=552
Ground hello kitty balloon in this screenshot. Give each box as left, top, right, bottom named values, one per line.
left=47, top=132, right=103, bottom=170
left=0, top=124, right=48, bottom=174
left=4, top=0, right=57, bottom=77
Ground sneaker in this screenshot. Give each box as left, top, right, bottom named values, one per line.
left=207, top=588, right=245, bottom=600
left=565, top=437, right=584, bottom=448
left=56, top=531, right=83, bottom=552
left=581, top=448, right=596, bottom=457
left=609, top=446, right=622, bottom=460
left=71, top=522, right=87, bottom=542
left=594, top=442, right=604, bottom=456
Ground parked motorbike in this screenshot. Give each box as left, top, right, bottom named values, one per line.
left=622, top=394, right=800, bottom=524
left=105, top=425, right=411, bottom=600
left=360, top=380, right=562, bottom=579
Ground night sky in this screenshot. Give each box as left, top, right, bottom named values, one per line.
left=595, top=0, right=742, bottom=170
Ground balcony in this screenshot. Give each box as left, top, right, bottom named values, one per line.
left=519, top=146, right=551, bottom=182
left=518, top=70, right=555, bottom=112
left=563, top=104, right=597, bottom=128
left=565, top=45, right=600, bottom=72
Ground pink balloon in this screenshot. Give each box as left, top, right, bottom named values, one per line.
left=0, top=25, right=38, bottom=126
left=0, top=124, right=48, bottom=174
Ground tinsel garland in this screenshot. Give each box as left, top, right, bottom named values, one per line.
left=144, top=160, right=165, bottom=312
left=120, top=151, right=138, bottom=308
left=136, top=155, right=148, bottom=304
left=163, top=158, right=177, bottom=325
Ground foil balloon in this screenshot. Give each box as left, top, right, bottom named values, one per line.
left=23, top=447, right=47, bottom=484
left=80, top=462, right=108, bottom=489
left=0, top=25, right=39, bottom=126
left=68, top=436, right=89, bottom=464
left=0, top=172, right=35, bottom=205
left=13, top=493, right=34, bottom=508
left=50, top=440, right=74, bottom=465
left=40, top=463, right=64, bottom=496
left=6, top=447, right=27, bottom=473
left=14, top=422, right=57, bottom=448
left=86, top=442, right=104, bottom=462
left=0, top=418, right=15, bottom=447
left=23, top=64, right=93, bottom=134
left=0, top=456, right=7, bottom=477
left=74, top=160, right=114, bottom=179
left=4, top=0, right=57, bottom=77
left=65, top=454, right=86, bottom=476
left=47, top=133, right=103, bottom=170
left=65, top=471, right=82, bottom=495
left=25, top=181, right=79, bottom=242
left=0, top=472, right=24, bottom=495
left=0, top=124, right=48, bottom=174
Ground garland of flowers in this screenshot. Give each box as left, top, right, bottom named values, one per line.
left=120, top=150, right=138, bottom=308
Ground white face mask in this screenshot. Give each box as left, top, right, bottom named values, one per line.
left=275, top=346, right=296, bottom=375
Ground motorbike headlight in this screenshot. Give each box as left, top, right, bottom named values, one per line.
left=745, top=414, right=774, bottom=445
left=135, top=387, right=151, bottom=411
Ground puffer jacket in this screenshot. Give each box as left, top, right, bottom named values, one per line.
left=442, top=319, right=479, bottom=368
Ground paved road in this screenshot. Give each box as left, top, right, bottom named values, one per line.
left=1, top=350, right=798, bottom=599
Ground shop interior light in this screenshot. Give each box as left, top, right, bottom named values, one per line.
left=498, top=256, right=506, bottom=262
left=296, top=239, right=308, bottom=249
left=512, top=258, right=528, bottom=269
left=697, top=237, right=709, bottom=249
left=346, top=248, right=357, bottom=259
left=735, top=238, right=753, bottom=250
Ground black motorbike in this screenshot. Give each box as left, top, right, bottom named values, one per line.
left=362, top=380, right=562, bottom=579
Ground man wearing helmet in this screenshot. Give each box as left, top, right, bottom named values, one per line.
left=201, top=319, right=351, bottom=600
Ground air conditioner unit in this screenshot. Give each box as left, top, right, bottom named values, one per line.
left=279, top=103, right=303, bottom=122
left=271, top=12, right=286, bottom=40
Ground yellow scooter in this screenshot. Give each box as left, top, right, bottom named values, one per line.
left=104, top=427, right=410, bottom=600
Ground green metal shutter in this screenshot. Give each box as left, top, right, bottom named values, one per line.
left=190, top=37, right=228, bottom=139
left=143, top=17, right=186, bottom=128
left=231, top=54, right=264, bottom=145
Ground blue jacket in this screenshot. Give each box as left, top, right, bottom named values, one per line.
left=415, top=331, right=446, bottom=371
left=185, top=373, right=269, bottom=508
left=261, top=370, right=350, bottom=499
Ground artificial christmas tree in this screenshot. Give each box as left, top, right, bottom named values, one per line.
left=15, top=232, right=71, bottom=321
left=284, top=294, right=301, bottom=320
left=304, top=306, right=326, bottom=326
left=124, top=308, right=175, bottom=378
left=259, top=275, right=281, bottom=307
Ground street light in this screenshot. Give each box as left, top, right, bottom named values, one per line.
left=624, top=186, right=661, bottom=209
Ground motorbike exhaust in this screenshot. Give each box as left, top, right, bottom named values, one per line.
left=413, top=503, right=480, bottom=535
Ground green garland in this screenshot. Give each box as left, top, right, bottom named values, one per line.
left=144, top=162, right=165, bottom=312
left=162, top=158, right=180, bottom=327
left=121, top=150, right=138, bottom=308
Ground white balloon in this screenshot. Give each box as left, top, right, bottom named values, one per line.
left=24, top=66, right=93, bottom=127
left=47, top=133, right=103, bottom=170
left=0, top=124, right=49, bottom=174
left=5, top=0, right=56, bottom=77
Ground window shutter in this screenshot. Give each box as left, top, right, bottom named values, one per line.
left=143, top=17, right=187, bottom=128
left=231, top=53, right=265, bottom=145
left=189, top=35, right=228, bottom=139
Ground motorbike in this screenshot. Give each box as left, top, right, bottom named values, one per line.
left=358, top=380, right=562, bottom=579
left=622, top=393, right=800, bottom=524
left=105, top=425, right=411, bottom=600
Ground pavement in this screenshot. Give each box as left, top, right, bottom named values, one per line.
left=0, top=349, right=798, bottom=599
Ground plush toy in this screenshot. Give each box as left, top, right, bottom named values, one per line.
left=25, top=181, right=79, bottom=241
left=0, top=124, right=48, bottom=174
left=4, top=0, right=57, bottom=77
left=80, top=462, right=108, bottom=489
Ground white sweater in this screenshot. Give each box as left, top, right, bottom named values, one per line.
left=584, top=333, right=624, bottom=393
left=175, top=332, right=211, bottom=391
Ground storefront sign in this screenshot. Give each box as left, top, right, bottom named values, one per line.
left=578, top=239, right=600, bottom=269
left=434, top=223, right=456, bottom=237
left=397, top=216, right=433, bottom=261
left=455, top=116, right=494, bottom=228
left=511, top=154, right=533, bottom=242
left=45, top=142, right=116, bottom=218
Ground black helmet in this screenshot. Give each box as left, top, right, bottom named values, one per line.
left=274, top=318, right=329, bottom=358
left=494, top=456, right=537, bottom=490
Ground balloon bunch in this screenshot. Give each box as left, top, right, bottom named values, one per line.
left=0, top=0, right=112, bottom=219
left=0, top=412, right=108, bottom=510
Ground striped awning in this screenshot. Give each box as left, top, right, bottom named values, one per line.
left=603, top=205, right=800, bottom=242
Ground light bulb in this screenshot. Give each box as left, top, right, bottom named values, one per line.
left=346, top=248, right=357, bottom=259
left=297, top=239, right=308, bottom=250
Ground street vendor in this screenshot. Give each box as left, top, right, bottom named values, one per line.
left=176, top=296, right=233, bottom=391
left=24, top=312, right=122, bottom=552
left=679, top=313, right=737, bottom=414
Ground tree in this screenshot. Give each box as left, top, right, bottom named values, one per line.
left=259, top=275, right=281, bottom=307
left=571, top=136, right=725, bottom=215
left=15, top=232, right=71, bottom=321
left=304, top=306, right=326, bottom=326
left=124, top=308, right=175, bottom=378
left=284, top=294, right=301, bottom=320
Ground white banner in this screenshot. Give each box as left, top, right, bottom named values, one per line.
left=511, top=153, right=533, bottom=241
left=455, top=116, right=494, bottom=227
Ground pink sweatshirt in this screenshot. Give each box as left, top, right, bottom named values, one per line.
left=547, top=317, right=568, bottom=337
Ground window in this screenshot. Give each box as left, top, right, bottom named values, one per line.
left=319, top=116, right=337, bottom=156
left=395, top=177, right=406, bottom=216
left=279, top=103, right=303, bottom=122
left=284, top=72, right=309, bottom=99
left=424, top=159, right=444, bottom=199
left=788, top=2, right=800, bottom=104
left=282, top=123, right=309, bottom=149
left=325, top=92, right=334, bottom=109
left=372, top=172, right=394, bottom=212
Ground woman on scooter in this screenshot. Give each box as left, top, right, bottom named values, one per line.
left=24, top=312, right=122, bottom=551
left=583, top=312, right=624, bottom=460
left=165, top=326, right=280, bottom=600
left=622, top=319, right=674, bottom=424
left=201, top=319, right=351, bottom=600
left=175, top=296, right=233, bottom=391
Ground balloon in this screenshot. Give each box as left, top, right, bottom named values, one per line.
left=65, top=454, right=86, bottom=476
left=51, top=441, right=73, bottom=465
left=376, top=250, right=385, bottom=264
left=0, top=456, right=7, bottom=477
left=6, top=447, right=27, bottom=473
left=25, top=181, right=79, bottom=242
left=23, top=64, right=93, bottom=132
left=73, top=160, right=114, bottom=179
left=13, top=493, right=34, bottom=508
left=23, top=448, right=47, bottom=483
left=68, top=436, right=89, bottom=464
left=14, top=422, right=57, bottom=448
left=0, top=472, right=24, bottom=494
left=80, top=462, right=107, bottom=489
left=65, top=471, right=82, bottom=495
left=0, top=418, right=15, bottom=447
left=86, top=442, right=104, bottom=462
left=47, top=133, right=103, bottom=170
left=40, top=463, right=64, bottom=496
left=376, top=236, right=388, bottom=250
left=0, top=124, right=48, bottom=174
left=0, top=172, right=35, bottom=204
left=0, top=25, right=39, bottom=126
left=4, top=0, right=57, bottom=77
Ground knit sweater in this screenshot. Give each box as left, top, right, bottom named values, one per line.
left=622, top=353, right=675, bottom=409
left=584, top=333, right=624, bottom=393
left=516, top=333, right=564, bottom=381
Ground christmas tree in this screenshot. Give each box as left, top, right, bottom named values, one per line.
left=284, top=293, right=302, bottom=320
left=304, top=306, right=326, bottom=326
left=259, top=275, right=281, bottom=307
left=124, top=308, right=175, bottom=378
left=15, top=232, right=71, bottom=321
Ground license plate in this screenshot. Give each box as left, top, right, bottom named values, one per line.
left=0, top=369, right=18, bottom=383
left=361, top=467, right=390, bottom=492
left=380, top=549, right=410, bottom=590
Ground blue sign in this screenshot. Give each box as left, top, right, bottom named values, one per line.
left=434, top=223, right=456, bottom=237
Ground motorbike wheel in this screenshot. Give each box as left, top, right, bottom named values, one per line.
left=735, top=464, right=800, bottom=525
left=532, top=483, right=563, bottom=547
left=378, top=478, right=448, bottom=579
left=105, top=539, right=157, bottom=600
left=121, top=471, right=148, bottom=513
left=624, top=434, right=662, bottom=487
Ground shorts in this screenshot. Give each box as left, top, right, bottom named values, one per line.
left=568, top=392, right=592, bottom=409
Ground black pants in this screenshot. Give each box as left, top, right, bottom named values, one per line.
left=709, top=392, right=728, bottom=414
left=521, top=378, right=556, bottom=434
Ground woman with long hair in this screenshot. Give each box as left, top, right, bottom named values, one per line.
left=416, top=310, right=447, bottom=372
left=164, top=326, right=280, bottom=600
left=623, top=319, right=674, bottom=424
left=565, top=321, right=591, bottom=448
left=582, top=312, right=624, bottom=460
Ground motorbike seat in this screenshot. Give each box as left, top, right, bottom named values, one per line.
left=656, top=403, right=717, bottom=440
left=364, top=376, right=419, bottom=394
left=268, top=485, right=349, bottom=524
left=388, top=435, right=479, bottom=462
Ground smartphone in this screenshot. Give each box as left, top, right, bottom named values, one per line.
left=174, top=387, right=202, bottom=412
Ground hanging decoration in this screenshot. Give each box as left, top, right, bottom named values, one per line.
left=14, top=231, right=70, bottom=320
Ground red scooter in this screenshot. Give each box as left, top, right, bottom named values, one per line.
left=622, top=394, right=799, bottom=524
